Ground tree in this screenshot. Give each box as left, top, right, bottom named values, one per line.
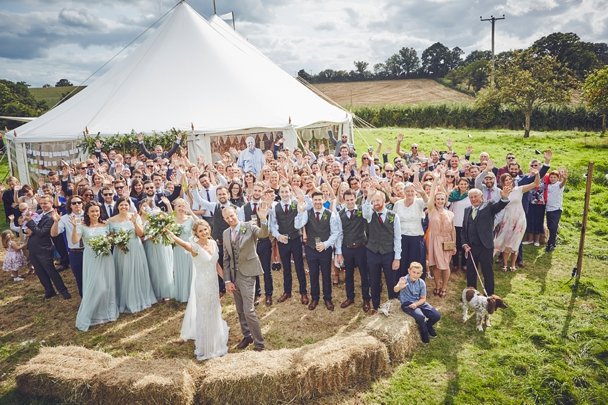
left=398, top=47, right=420, bottom=77
left=480, top=50, right=577, bottom=138
left=351, top=61, right=371, bottom=80
left=421, top=42, right=461, bottom=77
left=0, top=80, right=47, bottom=129
left=55, top=78, right=73, bottom=87
left=583, top=66, right=608, bottom=132
left=531, top=32, right=604, bottom=79
left=463, top=50, right=492, bottom=65
left=42, top=83, right=51, bottom=88
left=297, top=69, right=313, bottom=82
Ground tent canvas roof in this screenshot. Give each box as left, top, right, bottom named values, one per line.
left=11, top=2, right=350, bottom=143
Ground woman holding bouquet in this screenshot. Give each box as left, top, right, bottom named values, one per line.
left=108, top=197, right=156, bottom=313
left=70, top=201, right=119, bottom=331
left=141, top=197, right=175, bottom=300
left=172, top=198, right=194, bottom=302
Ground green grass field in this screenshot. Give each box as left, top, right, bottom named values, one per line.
left=0, top=128, right=607, bottom=404
left=28, top=86, right=85, bottom=108
left=353, top=128, right=608, bottom=404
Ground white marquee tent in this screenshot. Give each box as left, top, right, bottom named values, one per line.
left=6, top=1, right=352, bottom=184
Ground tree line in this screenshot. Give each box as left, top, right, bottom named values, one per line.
left=299, top=32, right=608, bottom=89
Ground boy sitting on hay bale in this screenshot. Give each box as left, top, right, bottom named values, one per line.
left=393, top=262, right=441, bottom=343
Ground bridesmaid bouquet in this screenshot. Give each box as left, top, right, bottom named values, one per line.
left=145, top=212, right=181, bottom=245
left=108, top=229, right=131, bottom=253
left=88, top=235, right=112, bottom=257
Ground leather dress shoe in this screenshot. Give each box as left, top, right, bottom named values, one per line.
left=253, top=345, right=265, bottom=352
left=254, top=295, right=261, bottom=306
left=300, top=294, right=310, bottom=305
left=55, top=265, right=68, bottom=272
left=308, top=300, right=318, bottom=310
left=61, top=291, right=72, bottom=300
left=340, top=298, right=355, bottom=309
left=265, top=296, right=273, bottom=306
left=362, top=299, right=371, bottom=312
left=236, top=336, right=254, bottom=350
left=277, top=293, right=291, bottom=303
left=324, top=299, right=335, bottom=311
left=44, top=292, right=57, bottom=299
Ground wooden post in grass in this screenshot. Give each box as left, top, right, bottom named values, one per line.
left=575, top=162, right=594, bottom=286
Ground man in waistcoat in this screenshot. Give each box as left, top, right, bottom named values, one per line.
left=295, top=191, right=340, bottom=311
left=363, top=189, right=401, bottom=313
left=238, top=182, right=274, bottom=306
left=335, top=189, right=371, bottom=312
left=268, top=183, right=309, bottom=305
left=195, top=185, right=236, bottom=296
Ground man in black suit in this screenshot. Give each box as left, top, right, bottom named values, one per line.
left=100, top=186, right=116, bottom=220
left=461, top=187, right=511, bottom=295
left=24, top=195, right=70, bottom=299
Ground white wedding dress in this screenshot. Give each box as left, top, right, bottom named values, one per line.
left=180, top=239, right=229, bottom=360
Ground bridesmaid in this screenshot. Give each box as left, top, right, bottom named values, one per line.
left=141, top=197, right=175, bottom=300
left=172, top=198, right=194, bottom=303
left=69, top=201, right=119, bottom=331
left=108, top=197, right=156, bottom=313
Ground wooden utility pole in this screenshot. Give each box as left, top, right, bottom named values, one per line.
left=480, top=14, right=506, bottom=86
left=212, top=0, right=217, bottom=14
left=575, top=162, right=594, bottom=286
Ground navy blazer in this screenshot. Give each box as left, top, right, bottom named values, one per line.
left=461, top=199, right=508, bottom=250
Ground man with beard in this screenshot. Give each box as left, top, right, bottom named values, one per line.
left=363, top=189, right=401, bottom=313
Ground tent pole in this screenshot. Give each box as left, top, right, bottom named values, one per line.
left=213, top=0, right=217, bottom=14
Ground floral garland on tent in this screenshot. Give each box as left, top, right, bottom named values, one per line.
left=79, top=128, right=186, bottom=155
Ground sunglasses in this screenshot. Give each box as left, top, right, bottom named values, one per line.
left=446, top=175, right=455, bottom=178
left=79, top=167, right=86, bottom=170
left=103, top=193, right=113, bottom=196
left=385, top=169, right=394, bottom=172
left=84, top=194, right=94, bottom=197
left=145, top=187, right=155, bottom=190
left=71, top=201, right=83, bottom=205
left=115, top=186, right=124, bottom=189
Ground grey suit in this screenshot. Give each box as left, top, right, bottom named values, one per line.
left=223, top=221, right=269, bottom=348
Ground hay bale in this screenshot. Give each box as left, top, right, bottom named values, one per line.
left=197, top=334, right=389, bottom=404
left=90, top=358, right=199, bottom=405
left=15, top=346, right=116, bottom=404
left=197, top=348, right=298, bottom=404
left=297, top=332, right=390, bottom=397
left=361, top=299, right=419, bottom=363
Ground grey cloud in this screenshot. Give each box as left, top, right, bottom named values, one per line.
left=58, top=8, right=99, bottom=28
left=314, top=22, right=335, bottom=31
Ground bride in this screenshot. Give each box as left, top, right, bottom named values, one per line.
left=168, top=220, right=228, bottom=361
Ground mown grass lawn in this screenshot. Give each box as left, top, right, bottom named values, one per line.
left=353, top=128, right=608, bottom=404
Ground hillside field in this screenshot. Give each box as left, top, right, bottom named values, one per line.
left=312, top=79, right=474, bottom=107
left=28, top=86, right=85, bottom=108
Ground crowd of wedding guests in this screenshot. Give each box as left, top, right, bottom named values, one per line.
left=1, top=131, right=568, bottom=346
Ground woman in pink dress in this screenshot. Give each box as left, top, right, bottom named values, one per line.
left=494, top=171, right=540, bottom=271
left=426, top=174, right=456, bottom=298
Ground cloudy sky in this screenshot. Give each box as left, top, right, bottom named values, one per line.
left=1, top=0, right=606, bottom=87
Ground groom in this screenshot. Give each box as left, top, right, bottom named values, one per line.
left=222, top=205, right=269, bottom=351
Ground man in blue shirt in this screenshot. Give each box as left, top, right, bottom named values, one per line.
left=394, top=262, right=441, bottom=343
left=237, top=136, right=265, bottom=176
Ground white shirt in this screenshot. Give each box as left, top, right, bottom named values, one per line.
left=57, top=213, right=84, bottom=249
left=546, top=182, right=564, bottom=211
left=449, top=197, right=472, bottom=227
left=393, top=198, right=425, bottom=236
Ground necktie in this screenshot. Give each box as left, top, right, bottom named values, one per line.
left=350, top=209, right=355, bottom=218
left=487, top=189, right=492, bottom=201
left=107, top=204, right=113, bottom=216
left=206, top=189, right=211, bottom=201
left=472, top=207, right=478, bottom=219
left=252, top=202, right=258, bottom=214
left=316, top=212, right=320, bottom=222
left=378, top=212, right=383, bottom=224
left=232, top=228, right=238, bottom=243
left=284, top=204, right=289, bottom=213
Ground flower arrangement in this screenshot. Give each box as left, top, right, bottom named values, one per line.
left=108, top=229, right=131, bottom=253
left=88, top=235, right=112, bottom=257
left=388, top=212, right=395, bottom=224
left=144, top=212, right=181, bottom=245
left=321, top=211, right=330, bottom=221
left=239, top=225, right=247, bottom=234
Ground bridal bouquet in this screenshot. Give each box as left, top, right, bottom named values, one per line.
left=108, top=229, right=131, bottom=253
left=144, top=212, right=181, bottom=245
left=88, top=235, right=112, bottom=257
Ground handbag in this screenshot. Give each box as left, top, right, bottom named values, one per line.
left=442, top=240, right=456, bottom=251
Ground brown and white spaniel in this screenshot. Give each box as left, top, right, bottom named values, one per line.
left=462, top=287, right=508, bottom=331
